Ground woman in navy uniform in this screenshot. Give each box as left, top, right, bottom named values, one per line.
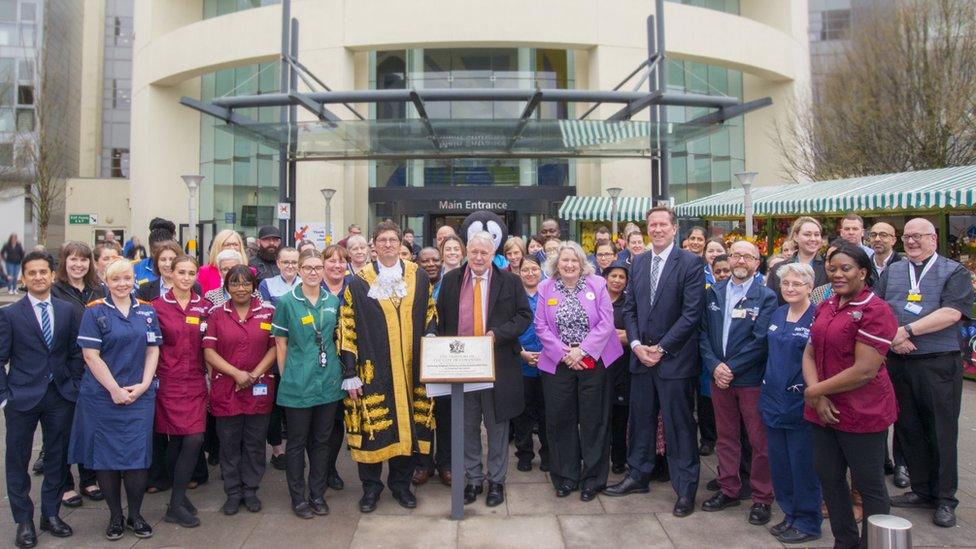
left=760, top=263, right=822, bottom=544
left=603, top=261, right=632, bottom=474
left=69, top=258, right=161, bottom=541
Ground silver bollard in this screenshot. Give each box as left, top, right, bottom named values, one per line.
left=867, top=515, right=912, bottom=549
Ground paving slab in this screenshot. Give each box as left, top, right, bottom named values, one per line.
left=240, top=511, right=358, bottom=549
left=656, top=509, right=785, bottom=549
left=459, top=515, right=563, bottom=549
left=505, top=482, right=604, bottom=516
left=350, top=515, right=457, bottom=549
left=559, top=514, right=672, bottom=548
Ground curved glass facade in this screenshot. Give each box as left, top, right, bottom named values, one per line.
left=198, top=62, right=280, bottom=235
left=666, top=0, right=739, bottom=15
left=203, top=0, right=279, bottom=19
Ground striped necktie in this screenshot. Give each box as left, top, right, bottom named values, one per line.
left=648, top=255, right=662, bottom=306
left=38, top=301, right=53, bottom=350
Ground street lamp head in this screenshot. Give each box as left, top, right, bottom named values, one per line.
left=320, top=188, right=336, bottom=201
left=181, top=174, right=204, bottom=191
left=734, top=171, right=758, bottom=189
left=606, top=187, right=623, bottom=199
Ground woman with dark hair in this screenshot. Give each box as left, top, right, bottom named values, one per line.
left=803, top=242, right=898, bottom=549
left=136, top=240, right=184, bottom=301
left=150, top=256, right=211, bottom=528
left=593, top=242, right=617, bottom=275
left=1, top=232, right=24, bottom=294
left=51, top=241, right=105, bottom=507
left=320, top=244, right=352, bottom=491
left=683, top=226, right=707, bottom=258
left=203, top=265, right=277, bottom=514
left=703, top=238, right=727, bottom=285
left=93, top=243, right=120, bottom=285
left=527, top=234, right=546, bottom=258
left=602, top=260, right=632, bottom=474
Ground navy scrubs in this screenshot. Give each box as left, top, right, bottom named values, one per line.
left=759, top=303, right=822, bottom=537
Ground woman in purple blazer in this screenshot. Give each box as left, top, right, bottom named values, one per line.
left=535, top=241, right=624, bottom=502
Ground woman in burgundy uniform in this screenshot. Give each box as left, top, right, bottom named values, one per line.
left=202, top=265, right=277, bottom=515
left=151, top=256, right=211, bottom=528
left=802, top=243, right=898, bottom=549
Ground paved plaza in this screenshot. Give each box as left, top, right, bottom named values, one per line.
left=1, top=382, right=976, bottom=548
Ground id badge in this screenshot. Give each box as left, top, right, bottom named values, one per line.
left=301, top=314, right=314, bottom=325
left=252, top=383, right=268, bottom=396
left=904, top=302, right=923, bottom=315
left=907, top=293, right=922, bottom=302
left=147, top=331, right=157, bottom=343
left=731, top=308, right=747, bottom=319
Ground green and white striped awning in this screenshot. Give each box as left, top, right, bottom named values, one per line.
left=674, top=165, right=976, bottom=218
left=559, top=196, right=655, bottom=222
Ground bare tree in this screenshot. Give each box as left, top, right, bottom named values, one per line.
left=776, top=0, right=976, bottom=181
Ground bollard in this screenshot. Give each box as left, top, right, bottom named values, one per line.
left=866, top=515, right=912, bottom=549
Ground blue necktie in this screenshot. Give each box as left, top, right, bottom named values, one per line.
left=38, top=302, right=53, bottom=350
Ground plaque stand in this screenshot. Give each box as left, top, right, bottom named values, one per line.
left=450, top=382, right=464, bottom=520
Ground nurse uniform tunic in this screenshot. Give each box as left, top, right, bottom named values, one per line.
left=69, top=296, right=162, bottom=470
left=760, top=304, right=816, bottom=429
left=152, top=290, right=211, bottom=435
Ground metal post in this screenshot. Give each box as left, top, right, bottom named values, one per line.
left=288, top=17, right=299, bottom=246
left=608, top=187, right=623, bottom=242
left=866, top=515, right=912, bottom=549
left=181, top=175, right=204, bottom=263
left=321, top=188, right=336, bottom=245
left=450, top=383, right=464, bottom=520
left=736, top=172, right=758, bottom=239
left=277, top=0, right=291, bottom=243
left=652, top=0, right=670, bottom=205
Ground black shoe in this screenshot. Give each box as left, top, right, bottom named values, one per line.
left=890, top=491, right=937, bottom=509
left=603, top=476, right=649, bottom=497
left=611, top=463, right=626, bottom=475
left=539, top=460, right=551, bottom=472
left=243, top=495, right=262, bottom=513
left=222, top=496, right=242, bottom=515
left=555, top=482, right=574, bottom=498
left=359, top=492, right=380, bottom=513
left=516, top=459, right=532, bottom=472
left=182, top=496, right=198, bottom=516
left=393, top=489, right=417, bottom=509
left=699, top=442, right=715, bottom=456
left=884, top=458, right=895, bottom=475
left=207, top=452, right=220, bottom=466
left=164, top=504, right=200, bottom=528
left=328, top=472, right=344, bottom=491
left=769, top=519, right=791, bottom=537
left=126, top=515, right=153, bottom=538
left=776, top=526, right=821, bottom=544
left=15, top=521, right=37, bottom=548
left=61, top=491, right=83, bottom=508
left=104, top=516, right=124, bottom=541
left=486, top=483, right=505, bottom=507
left=706, top=478, right=720, bottom=491
left=270, top=453, right=287, bottom=470
left=893, top=466, right=910, bottom=488
left=292, top=501, right=314, bottom=519
left=702, top=492, right=741, bottom=512
left=309, top=497, right=330, bottom=516
left=580, top=488, right=599, bottom=502
left=673, top=497, right=695, bottom=518
left=39, top=516, right=72, bottom=537
left=31, top=451, right=44, bottom=476
left=933, top=505, right=956, bottom=528
left=748, top=503, right=772, bottom=525
left=464, top=484, right=483, bottom=504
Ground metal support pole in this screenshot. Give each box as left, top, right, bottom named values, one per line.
left=744, top=183, right=753, bottom=238
left=277, top=0, right=291, bottom=243
left=652, top=0, right=670, bottom=205
left=287, top=17, right=299, bottom=245
left=450, top=383, right=464, bottom=520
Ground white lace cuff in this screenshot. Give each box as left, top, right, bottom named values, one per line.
left=342, top=377, right=363, bottom=391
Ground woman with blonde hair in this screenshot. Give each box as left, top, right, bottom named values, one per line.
left=766, top=217, right=828, bottom=305
left=198, top=230, right=248, bottom=294
left=504, top=236, right=527, bottom=274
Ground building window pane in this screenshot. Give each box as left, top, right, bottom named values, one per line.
left=17, top=59, right=32, bottom=81
left=17, top=85, right=33, bottom=105
left=20, top=25, right=34, bottom=46
left=0, top=107, right=13, bottom=131
left=15, top=108, right=32, bottom=131
left=111, top=148, right=129, bottom=178
left=0, top=1, right=14, bottom=21
left=0, top=142, right=12, bottom=166
left=21, top=3, right=36, bottom=22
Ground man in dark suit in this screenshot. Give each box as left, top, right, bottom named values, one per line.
left=0, top=251, right=83, bottom=548
left=698, top=241, right=778, bottom=525
left=604, top=206, right=705, bottom=518
left=437, top=231, right=532, bottom=508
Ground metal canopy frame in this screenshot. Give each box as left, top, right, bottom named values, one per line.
left=179, top=0, right=772, bottom=243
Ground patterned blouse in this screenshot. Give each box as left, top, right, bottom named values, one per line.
left=555, top=276, right=590, bottom=346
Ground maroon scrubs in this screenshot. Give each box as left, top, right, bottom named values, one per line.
left=804, top=288, right=899, bottom=433
left=152, top=290, right=211, bottom=435
left=202, top=297, right=276, bottom=417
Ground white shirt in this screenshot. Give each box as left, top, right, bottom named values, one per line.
left=873, top=250, right=893, bottom=274
left=630, top=242, right=675, bottom=350
left=470, top=268, right=490, bottom=330
left=27, top=293, right=54, bottom=336
left=723, top=277, right=754, bottom=354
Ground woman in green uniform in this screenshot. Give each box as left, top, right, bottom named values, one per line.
left=270, top=249, right=345, bottom=519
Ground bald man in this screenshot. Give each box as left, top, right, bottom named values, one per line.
left=435, top=225, right=456, bottom=249
left=698, top=240, right=779, bottom=525
left=875, top=218, right=975, bottom=528
left=869, top=222, right=901, bottom=278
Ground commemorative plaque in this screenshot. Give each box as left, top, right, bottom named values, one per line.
left=420, top=336, right=495, bottom=383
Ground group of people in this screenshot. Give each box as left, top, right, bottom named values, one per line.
left=0, top=208, right=971, bottom=549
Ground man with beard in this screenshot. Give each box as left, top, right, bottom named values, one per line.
left=250, top=226, right=282, bottom=281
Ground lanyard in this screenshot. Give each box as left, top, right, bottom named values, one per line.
left=300, top=290, right=329, bottom=367
left=908, top=254, right=937, bottom=293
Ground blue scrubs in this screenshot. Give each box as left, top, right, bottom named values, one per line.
left=759, top=303, right=822, bottom=536
left=69, top=296, right=161, bottom=470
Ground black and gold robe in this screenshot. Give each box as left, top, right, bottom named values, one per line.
left=339, top=260, right=437, bottom=463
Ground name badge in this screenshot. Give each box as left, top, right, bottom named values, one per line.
left=769, top=325, right=778, bottom=332
left=137, top=278, right=148, bottom=286
left=185, top=316, right=200, bottom=325
left=907, top=293, right=922, bottom=302
left=547, top=298, right=558, bottom=306
left=252, top=383, right=268, bottom=396
left=260, top=322, right=272, bottom=331
left=301, top=314, right=314, bottom=325
left=904, top=302, right=923, bottom=315
left=147, top=332, right=158, bottom=343
left=731, top=308, right=747, bottom=319
left=585, top=291, right=596, bottom=301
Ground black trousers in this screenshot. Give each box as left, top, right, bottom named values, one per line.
left=327, top=414, right=344, bottom=476
left=697, top=393, right=717, bottom=445
left=216, top=414, right=270, bottom=498
left=4, top=384, right=73, bottom=523
left=359, top=454, right=414, bottom=495
left=266, top=374, right=285, bottom=447
left=148, top=433, right=209, bottom=489
left=283, top=403, right=338, bottom=505
left=813, top=426, right=888, bottom=549
left=417, top=394, right=451, bottom=472
left=513, top=376, right=549, bottom=464
left=541, top=363, right=610, bottom=491
left=609, top=404, right=629, bottom=468
left=888, top=352, right=962, bottom=507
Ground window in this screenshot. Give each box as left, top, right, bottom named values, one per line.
left=110, top=148, right=129, bottom=178
left=0, top=1, right=14, bottom=21
left=21, top=3, right=35, bottom=22
left=111, top=79, right=130, bottom=108
left=0, top=107, right=13, bottom=131
left=20, top=25, right=33, bottom=46
left=17, top=84, right=32, bottom=105
left=0, top=142, right=12, bottom=166
left=815, top=9, right=851, bottom=41
left=15, top=108, right=32, bottom=131
left=17, top=59, right=32, bottom=81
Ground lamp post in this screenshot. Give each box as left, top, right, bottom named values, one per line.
left=181, top=174, right=204, bottom=262
left=320, top=188, right=336, bottom=245
left=735, top=172, right=758, bottom=239
left=607, top=187, right=623, bottom=244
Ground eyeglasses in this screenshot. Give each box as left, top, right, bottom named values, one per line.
left=868, top=232, right=894, bottom=239
left=901, top=233, right=935, bottom=242
left=729, top=253, right=758, bottom=261
left=780, top=281, right=809, bottom=289
left=375, top=237, right=399, bottom=245
left=301, top=265, right=325, bottom=274
left=228, top=281, right=252, bottom=289
left=596, top=252, right=615, bottom=258
left=279, top=260, right=298, bottom=266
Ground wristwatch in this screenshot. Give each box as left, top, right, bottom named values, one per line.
left=904, top=324, right=915, bottom=337
left=655, top=345, right=668, bottom=355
